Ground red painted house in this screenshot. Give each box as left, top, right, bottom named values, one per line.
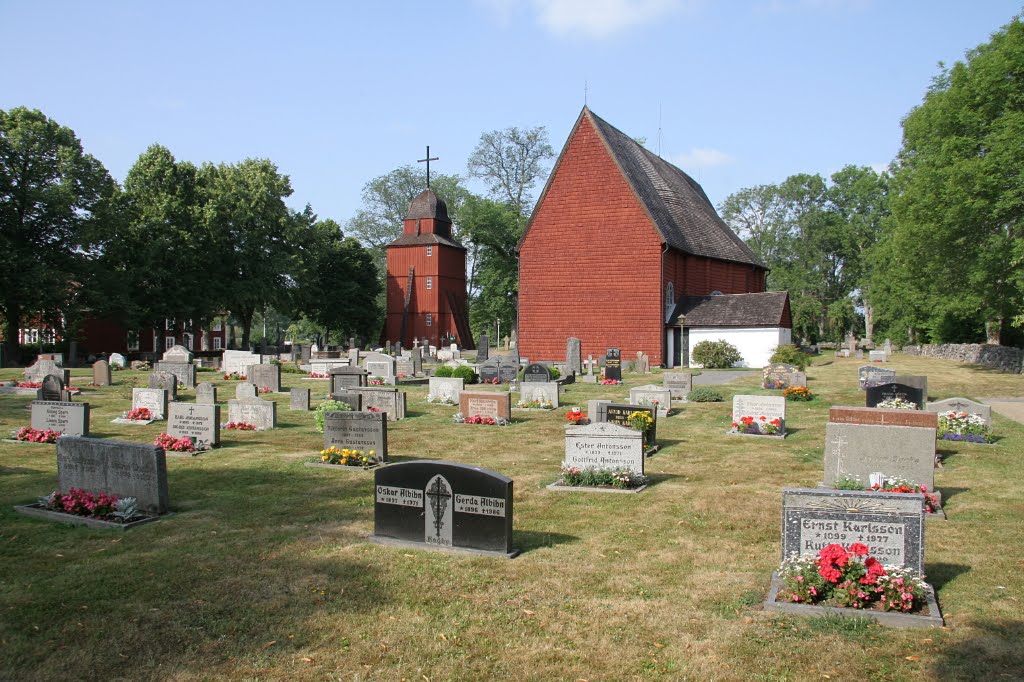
left=518, top=107, right=777, bottom=367
left=383, top=189, right=473, bottom=349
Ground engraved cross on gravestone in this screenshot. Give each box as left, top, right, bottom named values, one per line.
left=425, top=475, right=452, bottom=544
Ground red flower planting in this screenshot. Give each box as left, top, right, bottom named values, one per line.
left=15, top=427, right=60, bottom=443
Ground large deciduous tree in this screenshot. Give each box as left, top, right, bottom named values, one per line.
left=460, top=197, right=522, bottom=340
left=883, top=16, right=1024, bottom=344
left=466, top=125, right=555, bottom=220
left=0, top=107, right=116, bottom=363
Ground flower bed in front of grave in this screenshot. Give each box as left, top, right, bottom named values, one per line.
left=765, top=542, right=942, bottom=627
left=307, top=372, right=329, bottom=379
left=367, top=377, right=386, bottom=386
left=833, top=476, right=943, bottom=515
left=783, top=386, right=814, bottom=401
left=222, top=372, right=247, bottom=381
left=11, top=427, right=61, bottom=443
left=307, top=446, right=383, bottom=470
left=877, top=397, right=918, bottom=410
left=225, top=421, right=256, bottom=431
left=153, top=433, right=208, bottom=454
left=453, top=413, right=509, bottom=426
left=548, top=465, right=649, bottom=493
left=426, top=394, right=457, bottom=406
left=564, top=408, right=589, bottom=425
left=514, top=398, right=554, bottom=410
left=730, top=415, right=784, bottom=437
left=113, top=407, right=156, bottom=425
left=937, top=410, right=993, bottom=444
left=16, top=488, right=156, bottom=530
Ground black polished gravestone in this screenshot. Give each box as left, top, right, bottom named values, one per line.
left=522, top=363, right=551, bottom=382
left=479, top=358, right=519, bottom=384
left=605, top=348, right=622, bottom=381
left=605, top=403, right=656, bottom=448
left=865, top=382, right=925, bottom=410
left=370, top=461, right=518, bottom=558
left=477, top=333, right=489, bottom=363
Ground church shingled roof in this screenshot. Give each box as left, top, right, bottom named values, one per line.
left=668, top=292, right=790, bottom=327
left=584, top=109, right=764, bottom=268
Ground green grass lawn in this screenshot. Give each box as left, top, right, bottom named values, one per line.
left=1, top=355, right=1023, bottom=681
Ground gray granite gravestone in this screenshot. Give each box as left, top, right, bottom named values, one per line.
left=248, top=363, right=281, bottom=392
left=152, top=360, right=196, bottom=388
left=781, top=488, right=925, bottom=573
left=227, top=396, right=277, bottom=430
left=477, top=334, right=489, bottom=363
left=148, top=371, right=178, bottom=400
left=732, top=395, right=787, bottom=435
left=31, top=400, right=90, bottom=436
left=331, top=366, right=368, bottom=392
left=858, top=365, right=895, bottom=390
left=132, top=388, right=168, bottom=419
left=926, top=397, right=991, bottom=427
left=564, top=422, right=644, bottom=474
left=763, top=363, right=796, bottom=389
left=518, top=381, right=560, bottom=407
left=663, top=372, right=692, bottom=400
left=167, top=402, right=220, bottom=447
left=352, top=387, right=407, bottom=420
left=40, top=374, right=64, bottom=401
left=629, top=385, right=672, bottom=417
left=329, top=390, right=363, bottom=411
left=323, top=411, right=387, bottom=457
left=57, top=436, right=169, bottom=514
left=222, top=350, right=263, bottom=376
left=429, top=377, right=463, bottom=403
left=235, top=382, right=258, bottom=400
left=92, top=359, right=112, bottom=386
left=24, top=360, right=70, bottom=385
left=522, top=363, right=551, bottom=382
left=195, top=382, right=217, bottom=404
left=566, top=337, right=582, bottom=375
left=823, top=422, right=936, bottom=489
left=290, top=387, right=311, bottom=411
left=370, top=461, right=517, bottom=558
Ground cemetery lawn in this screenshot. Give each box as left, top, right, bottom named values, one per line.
left=2, top=356, right=1023, bottom=681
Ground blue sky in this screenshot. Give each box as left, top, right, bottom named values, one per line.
left=2, top=1, right=1020, bottom=226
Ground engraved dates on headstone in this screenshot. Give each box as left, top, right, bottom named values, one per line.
left=31, top=400, right=90, bottom=437
left=604, top=348, right=621, bottom=381
left=57, top=436, right=169, bottom=515
left=132, top=388, right=168, bottom=420
left=564, top=422, right=644, bottom=474
left=167, top=402, right=220, bottom=447
left=323, top=411, right=387, bottom=457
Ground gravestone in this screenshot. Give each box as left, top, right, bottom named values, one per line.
left=352, top=387, right=407, bottom=420
left=235, top=382, right=258, bottom=400
left=57, top=437, right=169, bottom=514
left=564, top=422, right=645, bottom=474
left=167, top=402, right=220, bottom=448
left=331, top=366, right=368, bottom=392
left=790, top=371, right=807, bottom=388
left=132, top=388, right=168, bottom=420
left=300, top=344, right=312, bottom=363
left=479, top=358, right=518, bottom=384
left=395, top=357, right=414, bottom=376
left=363, top=352, right=396, bottom=381
left=604, top=403, right=656, bottom=448
left=153, top=359, right=196, bottom=389
left=195, top=382, right=217, bottom=404
left=926, top=397, right=992, bottom=427
left=227, top=396, right=277, bottom=430
left=24, top=359, right=69, bottom=385
left=518, top=381, right=559, bottom=408
left=522, top=363, right=551, bottom=382
left=581, top=354, right=598, bottom=384
left=290, top=387, right=310, bottom=411
left=109, top=352, right=126, bottom=369
left=40, top=374, right=65, bottom=402
left=92, top=359, right=112, bottom=386
left=248, top=363, right=281, bottom=392
left=869, top=350, right=887, bottom=362
left=411, top=347, right=423, bottom=375
left=782, top=488, right=925, bottom=574
left=663, top=372, right=692, bottom=400
left=858, top=365, right=895, bottom=390
left=635, top=351, right=650, bottom=374
left=628, top=385, right=672, bottom=418
left=31, top=400, right=90, bottom=436
left=763, top=363, right=797, bottom=389
left=222, top=350, right=262, bottom=376
left=349, top=337, right=357, bottom=351
left=587, top=399, right=611, bottom=423
left=892, top=375, right=929, bottom=404
left=566, top=337, right=581, bottom=375
left=829, top=406, right=937, bottom=429
left=732, top=395, right=787, bottom=435
left=855, top=350, right=864, bottom=360
left=823, top=422, right=936, bottom=489
left=148, top=371, right=178, bottom=400
left=310, top=359, right=348, bottom=375
left=370, top=461, right=517, bottom=558
left=323, top=411, right=387, bottom=458
left=348, top=348, right=360, bottom=366
left=329, top=390, right=363, bottom=411
left=163, top=344, right=193, bottom=363
left=477, top=334, right=489, bottom=363
left=605, top=348, right=622, bottom=381
left=866, top=382, right=925, bottom=410
left=459, top=391, right=512, bottom=421
left=429, top=377, right=463, bottom=403
left=884, top=338, right=893, bottom=355
left=847, top=334, right=857, bottom=355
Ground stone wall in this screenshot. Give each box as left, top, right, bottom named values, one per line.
left=901, top=343, right=1024, bottom=373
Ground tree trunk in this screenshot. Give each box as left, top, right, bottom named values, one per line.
left=985, top=318, right=1002, bottom=345
left=863, top=301, right=874, bottom=345
left=239, top=307, right=254, bottom=350
left=3, top=301, right=22, bottom=365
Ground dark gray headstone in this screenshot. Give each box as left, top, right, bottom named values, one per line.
left=195, top=382, right=217, bottom=404
left=290, top=387, right=311, bottom=411
left=858, top=365, right=895, bottom=390
left=604, top=403, right=656, bottom=447
left=477, top=334, right=489, bottom=363
left=31, top=400, right=90, bottom=436
left=782, top=488, right=925, bottom=573
left=248, top=363, right=281, bottom=392
left=605, top=348, right=621, bottom=381
left=153, top=361, right=196, bottom=389
left=329, top=391, right=363, bottom=411
left=40, top=374, right=64, bottom=402
left=479, top=358, right=518, bottom=384
left=566, top=337, right=582, bottom=375
left=351, top=387, right=407, bottom=420
left=132, top=388, right=168, bottom=420
left=227, top=397, right=276, bottom=430
left=371, top=461, right=517, bottom=557
left=331, top=366, right=369, bottom=392
left=167, top=402, right=220, bottom=448
left=323, top=411, right=387, bottom=457
left=148, top=371, right=178, bottom=400
left=522, top=363, right=551, bottom=382
left=763, top=363, right=797, bottom=390
left=58, top=436, right=169, bottom=514
left=92, top=359, right=112, bottom=386
left=866, top=382, right=925, bottom=410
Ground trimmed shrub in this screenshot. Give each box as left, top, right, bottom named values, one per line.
left=451, top=365, right=477, bottom=383
left=687, top=386, right=724, bottom=402
left=434, top=366, right=454, bottom=378
left=769, top=343, right=810, bottom=371
left=314, top=399, right=353, bottom=432
left=691, top=340, right=742, bottom=369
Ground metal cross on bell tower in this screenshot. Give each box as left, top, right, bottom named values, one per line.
left=418, top=145, right=439, bottom=188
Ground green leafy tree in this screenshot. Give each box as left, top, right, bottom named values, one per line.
left=467, top=126, right=555, bottom=220
left=0, top=107, right=116, bottom=363
left=460, top=197, right=521, bottom=339
left=882, top=16, right=1024, bottom=344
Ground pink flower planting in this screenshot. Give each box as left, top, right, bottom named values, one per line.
left=15, top=427, right=60, bottom=443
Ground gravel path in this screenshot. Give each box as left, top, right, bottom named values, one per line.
left=692, top=370, right=758, bottom=386
left=977, top=397, right=1024, bottom=424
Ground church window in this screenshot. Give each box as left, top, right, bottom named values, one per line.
left=426, top=246, right=433, bottom=257
left=426, top=313, right=432, bottom=327
left=426, top=277, right=433, bottom=290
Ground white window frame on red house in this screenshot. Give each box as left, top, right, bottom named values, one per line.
left=213, top=337, right=222, bottom=351
left=426, top=313, right=432, bottom=327
left=127, top=330, right=139, bottom=351
left=426, top=246, right=433, bottom=257
left=165, top=336, right=175, bottom=350
left=426, top=276, right=432, bottom=290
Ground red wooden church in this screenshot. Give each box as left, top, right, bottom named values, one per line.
left=383, top=189, right=473, bottom=349
left=518, top=107, right=785, bottom=367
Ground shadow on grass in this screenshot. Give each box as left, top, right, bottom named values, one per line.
left=930, top=618, right=1024, bottom=681
left=514, top=529, right=579, bottom=553
left=938, top=486, right=969, bottom=504
left=927, top=562, right=971, bottom=591
left=643, top=473, right=682, bottom=488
